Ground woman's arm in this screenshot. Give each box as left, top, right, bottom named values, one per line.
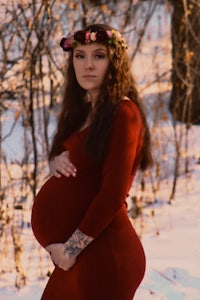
left=45, top=229, right=93, bottom=271
left=78, top=101, right=143, bottom=238
left=46, top=101, right=143, bottom=270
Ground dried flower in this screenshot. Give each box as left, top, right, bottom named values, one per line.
left=90, top=32, right=97, bottom=41
left=60, top=28, right=127, bottom=52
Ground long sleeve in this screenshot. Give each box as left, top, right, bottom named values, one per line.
left=78, top=101, right=143, bottom=238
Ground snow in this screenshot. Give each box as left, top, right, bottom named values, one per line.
left=135, top=162, right=200, bottom=299
left=1, top=158, right=200, bottom=299
left=1, top=2, right=200, bottom=300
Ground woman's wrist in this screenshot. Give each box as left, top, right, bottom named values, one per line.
left=64, top=229, right=94, bottom=258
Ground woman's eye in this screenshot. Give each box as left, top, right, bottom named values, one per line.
left=75, top=54, right=84, bottom=59
left=95, top=54, right=105, bottom=59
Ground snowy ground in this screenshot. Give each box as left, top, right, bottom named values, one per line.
left=1, top=3, right=200, bottom=300
left=135, top=161, right=200, bottom=299
left=1, top=126, right=199, bottom=299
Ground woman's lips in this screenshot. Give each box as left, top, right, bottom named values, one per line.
left=83, top=74, right=96, bottom=78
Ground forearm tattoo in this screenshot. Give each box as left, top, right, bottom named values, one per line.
left=64, top=229, right=94, bottom=258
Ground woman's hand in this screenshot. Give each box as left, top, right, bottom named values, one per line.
left=49, top=151, right=77, bottom=178
left=45, top=243, right=76, bottom=271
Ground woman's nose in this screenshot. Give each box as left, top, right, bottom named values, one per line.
left=85, top=57, right=94, bottom=69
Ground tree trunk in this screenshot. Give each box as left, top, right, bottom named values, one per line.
left=169, top=0, right=200, bottom=124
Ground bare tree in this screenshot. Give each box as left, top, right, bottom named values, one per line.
left=1, top=0, right=189, bottom=288
left=0, top=0, right=195, bottom=290
left=169, top=0, right=200, bottom=124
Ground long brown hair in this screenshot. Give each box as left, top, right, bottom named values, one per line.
left=49, top=24, right=153, bottom=170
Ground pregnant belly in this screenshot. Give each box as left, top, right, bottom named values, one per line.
left=31, top=175, right=99, bottom=248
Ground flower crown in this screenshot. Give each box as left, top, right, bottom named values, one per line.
left=60, top=29, right=127, bottom=52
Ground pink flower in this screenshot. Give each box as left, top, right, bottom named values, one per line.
left=85, top=31, right=91, bottom=43
left=106, top=31, right=112, bottom=38
left=64, top=35, right=73, bottom=47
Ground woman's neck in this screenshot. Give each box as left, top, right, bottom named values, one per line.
left=86, top=91, right=98, bottom=108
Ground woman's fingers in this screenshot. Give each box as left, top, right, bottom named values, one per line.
left=46, top=243, right=76, bottom=271
left=58, top=151, right=77, bottom=176
left=56, top=162, right=77, bottom=177
left=53, top=170, right=62, bottom=178
left=58, top=256, right=76, bottom=271
left=58, top=263, right=72, bottom=271
left=45, top=245, right=51, bottom=253
left=50, top=151, right=77, bottom=177
left=57, top=166, right=76, bottom=177
left=63, top=151, right=77, bottom=175
left=50, top=161, right=62, bottom=177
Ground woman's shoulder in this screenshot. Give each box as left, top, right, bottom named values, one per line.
left=115, top=98, right=142, bottom=122
left=109, top=98, right=143, bottom=139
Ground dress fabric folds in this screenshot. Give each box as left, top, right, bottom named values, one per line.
left=31, top=100, right=146, bottom=300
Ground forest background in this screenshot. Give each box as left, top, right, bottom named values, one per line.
left=0, top=0, right=199, bottom=299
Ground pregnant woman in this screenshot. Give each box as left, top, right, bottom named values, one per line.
left=31, top=23, right=153, bottom=299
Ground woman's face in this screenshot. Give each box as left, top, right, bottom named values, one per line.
left=73, top=43, right=109, bottom=100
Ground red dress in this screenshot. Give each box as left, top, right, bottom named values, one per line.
left=31, top=100, right=146, bottom=300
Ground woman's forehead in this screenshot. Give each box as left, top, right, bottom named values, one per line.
left=74, top=43, right=107, bottom=52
